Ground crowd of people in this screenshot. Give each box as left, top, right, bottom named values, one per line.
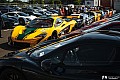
left=59, top=6, right=73, bottom=16
left=59, top=5, right=115, bottom=18
left=0, top=5, right=115, bottom=38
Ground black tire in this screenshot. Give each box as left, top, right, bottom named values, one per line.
left=47, top=36, right=52, bottom=40
left=8, top=37, right=13, bottom=46
left=0, top=68, right=25, bottom=80
left=19, top=18, right=25, bottom=26
left=51, top=32, right=58, bottom=39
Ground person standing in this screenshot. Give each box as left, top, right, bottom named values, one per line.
left=68, top=6, right=73, bottom=16
left=59, top=6, right=65, bottom=16
left=0, top=11, right=4, bottom=38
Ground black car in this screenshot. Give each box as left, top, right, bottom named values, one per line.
left=0, top=30, right=120, bottom=80
left=21, top=8, right=43, bottom=17
left=83, top=21, right=120, bottom=33
left=1, top=13, right=18, bottom=28
left=0, top=5, right=15, bottom=13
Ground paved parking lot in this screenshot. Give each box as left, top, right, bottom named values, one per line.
left=0, top=29, right=20, bottom=57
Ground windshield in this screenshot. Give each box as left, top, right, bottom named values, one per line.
left=17, top=12, right=29, bottom=16
left=85, top=12, right=94, bottom=16
left=27, top=18, right=54, bottom=28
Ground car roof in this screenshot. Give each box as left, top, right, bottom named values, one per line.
left=84, top=21, right=120, bottom=33
left=7, top=11, right=24, bottom=14
left=80, top=30, right=120, bottom=42
left=38, top=30, right=120, bottom=51
left=24, top=30, right=120, bottom=57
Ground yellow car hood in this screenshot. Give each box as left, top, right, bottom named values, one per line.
left=12, top=26, right=50, bottom=40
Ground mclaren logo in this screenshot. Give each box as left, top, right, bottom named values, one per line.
left=102, top=75, right=120, bottom=80
left=102, top=76, right=108, bottom=80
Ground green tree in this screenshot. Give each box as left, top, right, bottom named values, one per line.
left=37, top=0, right=42, bottom=4
left=12, top=0, right=22, bottom=3
left=74, top=0, right=81, bottom=5
left=75, top=0, right=81, bottom=5
left=54, top=0, right=61, bottom=4
left=0, top=0, right=7, bottom=3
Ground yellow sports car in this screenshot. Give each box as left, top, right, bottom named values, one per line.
left=8, top=16, right=77, bottom=47
left=91, top=11, right=102, bottom=21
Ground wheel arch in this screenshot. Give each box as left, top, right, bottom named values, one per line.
left=0, top=66, right=27, bottom=80
left=52, top=30, right=58, bottom=35
left=18, top=17, right=26, bottom=25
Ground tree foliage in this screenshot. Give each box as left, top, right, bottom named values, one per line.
left=12, top=0, right=22, bottom=3
left=74, top=0, right=81, bottom=5
left=0, top=0, right=7, bottom=3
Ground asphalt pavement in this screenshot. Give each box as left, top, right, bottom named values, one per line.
left=0, top=29, right=19, bottom=57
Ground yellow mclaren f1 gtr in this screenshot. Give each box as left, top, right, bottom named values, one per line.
left=8, top=16, right=77, bottom=47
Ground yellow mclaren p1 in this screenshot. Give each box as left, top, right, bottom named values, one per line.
left=8, top=16, right=77, bottom=47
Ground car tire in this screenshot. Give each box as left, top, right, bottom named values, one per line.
left=51, top=32, right=58, bottom=39
left=0, top=68, right=25, bottom=80
left=8, top=37, right=14, bottom=46
left=19, top=18, right=25, bottom=26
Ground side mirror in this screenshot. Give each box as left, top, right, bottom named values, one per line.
left=41, top=59, right=65, bottom=75
left=41, top=59, right=52, bottom=72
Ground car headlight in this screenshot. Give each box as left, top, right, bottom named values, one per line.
left=35, top=33, right=47, bottom=38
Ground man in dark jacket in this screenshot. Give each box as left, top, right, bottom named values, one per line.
left=0, top=11, right=4, bottom=38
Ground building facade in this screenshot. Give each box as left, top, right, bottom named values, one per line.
left=114, top=0, right=120, bottom=11
left=85, top=0, right=113, bottom=8
left=100, top=0, right=111, bottom=8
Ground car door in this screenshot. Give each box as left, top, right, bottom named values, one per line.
left=39, top=48, right=68, bottom=80
left=111, top=46, right=120, bottom=74
left=59, top=43, right=116, bottom=80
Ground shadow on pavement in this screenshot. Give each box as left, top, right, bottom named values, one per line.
left=0, top=42, right=19, bottom=51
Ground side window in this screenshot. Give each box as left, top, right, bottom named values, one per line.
left=7, top=13, right=14, bottom=16
left=50, top=51, right=64, bottom=63
left=14, top=14, right=18, bottom=17
left=54, top=18, right=63, bottom=27
left=63, top=47, right=80, bottom=65
left=63, top=44, right=115, bottom=66
left=77, top=44, right=115, bottom=65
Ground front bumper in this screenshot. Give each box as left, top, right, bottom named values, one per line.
left=8, top=37, right=42, bottom=47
